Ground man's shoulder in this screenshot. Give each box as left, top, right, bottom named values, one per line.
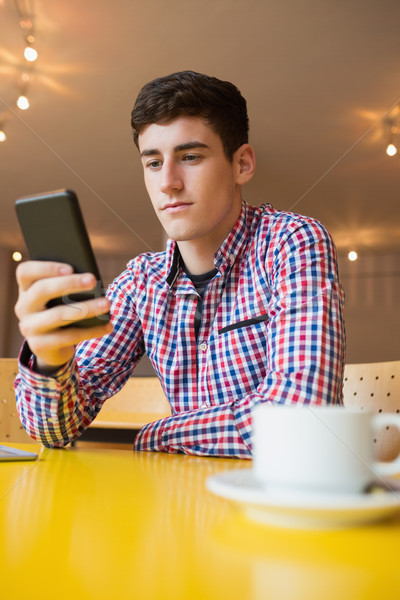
left=254, top=203, right=324, bottom=227
left=109, top=250, right=166, bottom=291
left=125, top=250, right=168, bottom=283
left=251, top=203, right=331, bottom=240
left=127, top=249, right=166, bottom=270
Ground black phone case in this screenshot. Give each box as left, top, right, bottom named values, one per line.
left=15, top=189, right=110, bottom=328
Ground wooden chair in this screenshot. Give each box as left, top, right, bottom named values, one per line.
left=72, top=376, right=171, bottom=447
left=91, top=376, right=171, bottom=430
left=0, top=358, right=32, bottom=443
left=343, top=360, right=400, bottom=461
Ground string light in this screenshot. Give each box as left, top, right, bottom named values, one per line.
left=0, top=1, right=38, bottom=140
left=12, top=251, right=23, bottom=262
left=17, top=95, right=30, bottom=110
left=24, top=45, right=38, bottom=62
left=348, top=251, right=358, bottom=262
left=383, top=106, right=400, bottom=158
left=386, top=143, right=398, bottom=157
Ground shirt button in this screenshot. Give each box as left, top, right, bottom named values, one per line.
left=201, top=403, right=207, bottom=409
left=199, top=342, right=207, bottom=352
left=229, top=253, right=235, bottom=264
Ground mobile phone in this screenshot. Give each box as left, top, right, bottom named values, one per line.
left=15, top=189, right=110, bottom=328
left=0, top=444, right=38, bottom=462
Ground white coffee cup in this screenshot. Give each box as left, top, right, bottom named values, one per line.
left=252, top=404, right=400, bottom=495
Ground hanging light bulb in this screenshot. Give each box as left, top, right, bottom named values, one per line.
left=24, top=45, right=38, bottom=62
left=17, top=95, right=30, bottom=110
left=19, top=17, right=33, bottom=30
left=383, top=109, right=400, bottom=157
left=386, top=143, right=398, bottom=157
left=348, top=250, right=358, bottom=262
left=12, top=251, right=23, bottom=262
left=0, top=129, right=6, bottom=142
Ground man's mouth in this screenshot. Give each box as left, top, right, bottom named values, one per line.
left=162, top=202, right=192, bottom=213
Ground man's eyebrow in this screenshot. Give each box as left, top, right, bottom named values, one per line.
left=174, top=141, right=210, bottom=152
left=140, top=141, right=209, bottom=157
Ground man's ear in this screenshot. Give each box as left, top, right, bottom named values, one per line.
left=233, top=144, right=256, bottom=185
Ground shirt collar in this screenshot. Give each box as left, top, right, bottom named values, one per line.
left=165, top=200, right=252, bottom=289
left=165, top=242, right=182, bottom=288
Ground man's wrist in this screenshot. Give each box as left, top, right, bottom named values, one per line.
left=33, top=356, right=67, bottom=376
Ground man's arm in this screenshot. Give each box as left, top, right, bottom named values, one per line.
left=15, top=264, right=149, bottom=446
left=134, top=220, right=345, bottom=458
left=15, top=332, right=141, bottom=447
left=14, top=259, right=113, bottom=446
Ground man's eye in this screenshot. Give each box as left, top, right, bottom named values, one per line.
left=183, top=154, right=200, bottom=163
left=147, top=160, right=162, bottom=169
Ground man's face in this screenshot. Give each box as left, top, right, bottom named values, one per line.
left=138, top=116, right=243, bottom=251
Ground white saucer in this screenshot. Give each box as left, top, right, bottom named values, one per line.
left=206, top=468, right=400, bottom=530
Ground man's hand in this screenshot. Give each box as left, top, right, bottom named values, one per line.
left=15, top=260, right=113, bottom=373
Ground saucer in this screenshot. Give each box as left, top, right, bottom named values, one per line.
left=206, top=468, right=400, bottom=530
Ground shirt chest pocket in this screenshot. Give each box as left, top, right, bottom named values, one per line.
left=214, top=313, right=269, bottom=395
left=217, top=313, right=269, bottom=335
left=217, top=313, right=269, bottom=366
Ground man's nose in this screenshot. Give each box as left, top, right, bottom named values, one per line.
left=160, top=160, right=183, bottom=194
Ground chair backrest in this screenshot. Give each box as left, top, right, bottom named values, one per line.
left=0, top=358, right=33, bottom=443
left=343, top=360, right=400, bottom=461
left=92, top=376, right=171, bottom=430
left=103, top=376, right=170, bottom=415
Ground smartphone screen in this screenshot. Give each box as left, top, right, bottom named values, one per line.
left=15, top=189, right=110, bottom=328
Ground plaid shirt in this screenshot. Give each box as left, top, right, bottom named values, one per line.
left=15, top=201, right=345, bottom=457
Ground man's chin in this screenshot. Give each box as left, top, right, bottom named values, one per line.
left=162, top=226, right=200, bottom=243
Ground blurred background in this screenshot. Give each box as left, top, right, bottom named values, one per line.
left=0, top=0, right=399, bottom=367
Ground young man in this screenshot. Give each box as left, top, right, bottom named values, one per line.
left=14, top=71, right=345, bottom=457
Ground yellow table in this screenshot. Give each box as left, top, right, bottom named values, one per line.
left=1, top=443, right=400, bottom=600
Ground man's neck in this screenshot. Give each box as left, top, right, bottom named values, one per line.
left=176, top=200, right=242, bottom=275
left=177, top=240, right=216, bottom=275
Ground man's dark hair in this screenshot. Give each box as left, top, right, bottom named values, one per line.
left=131, top=70, right=249, bottom=161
